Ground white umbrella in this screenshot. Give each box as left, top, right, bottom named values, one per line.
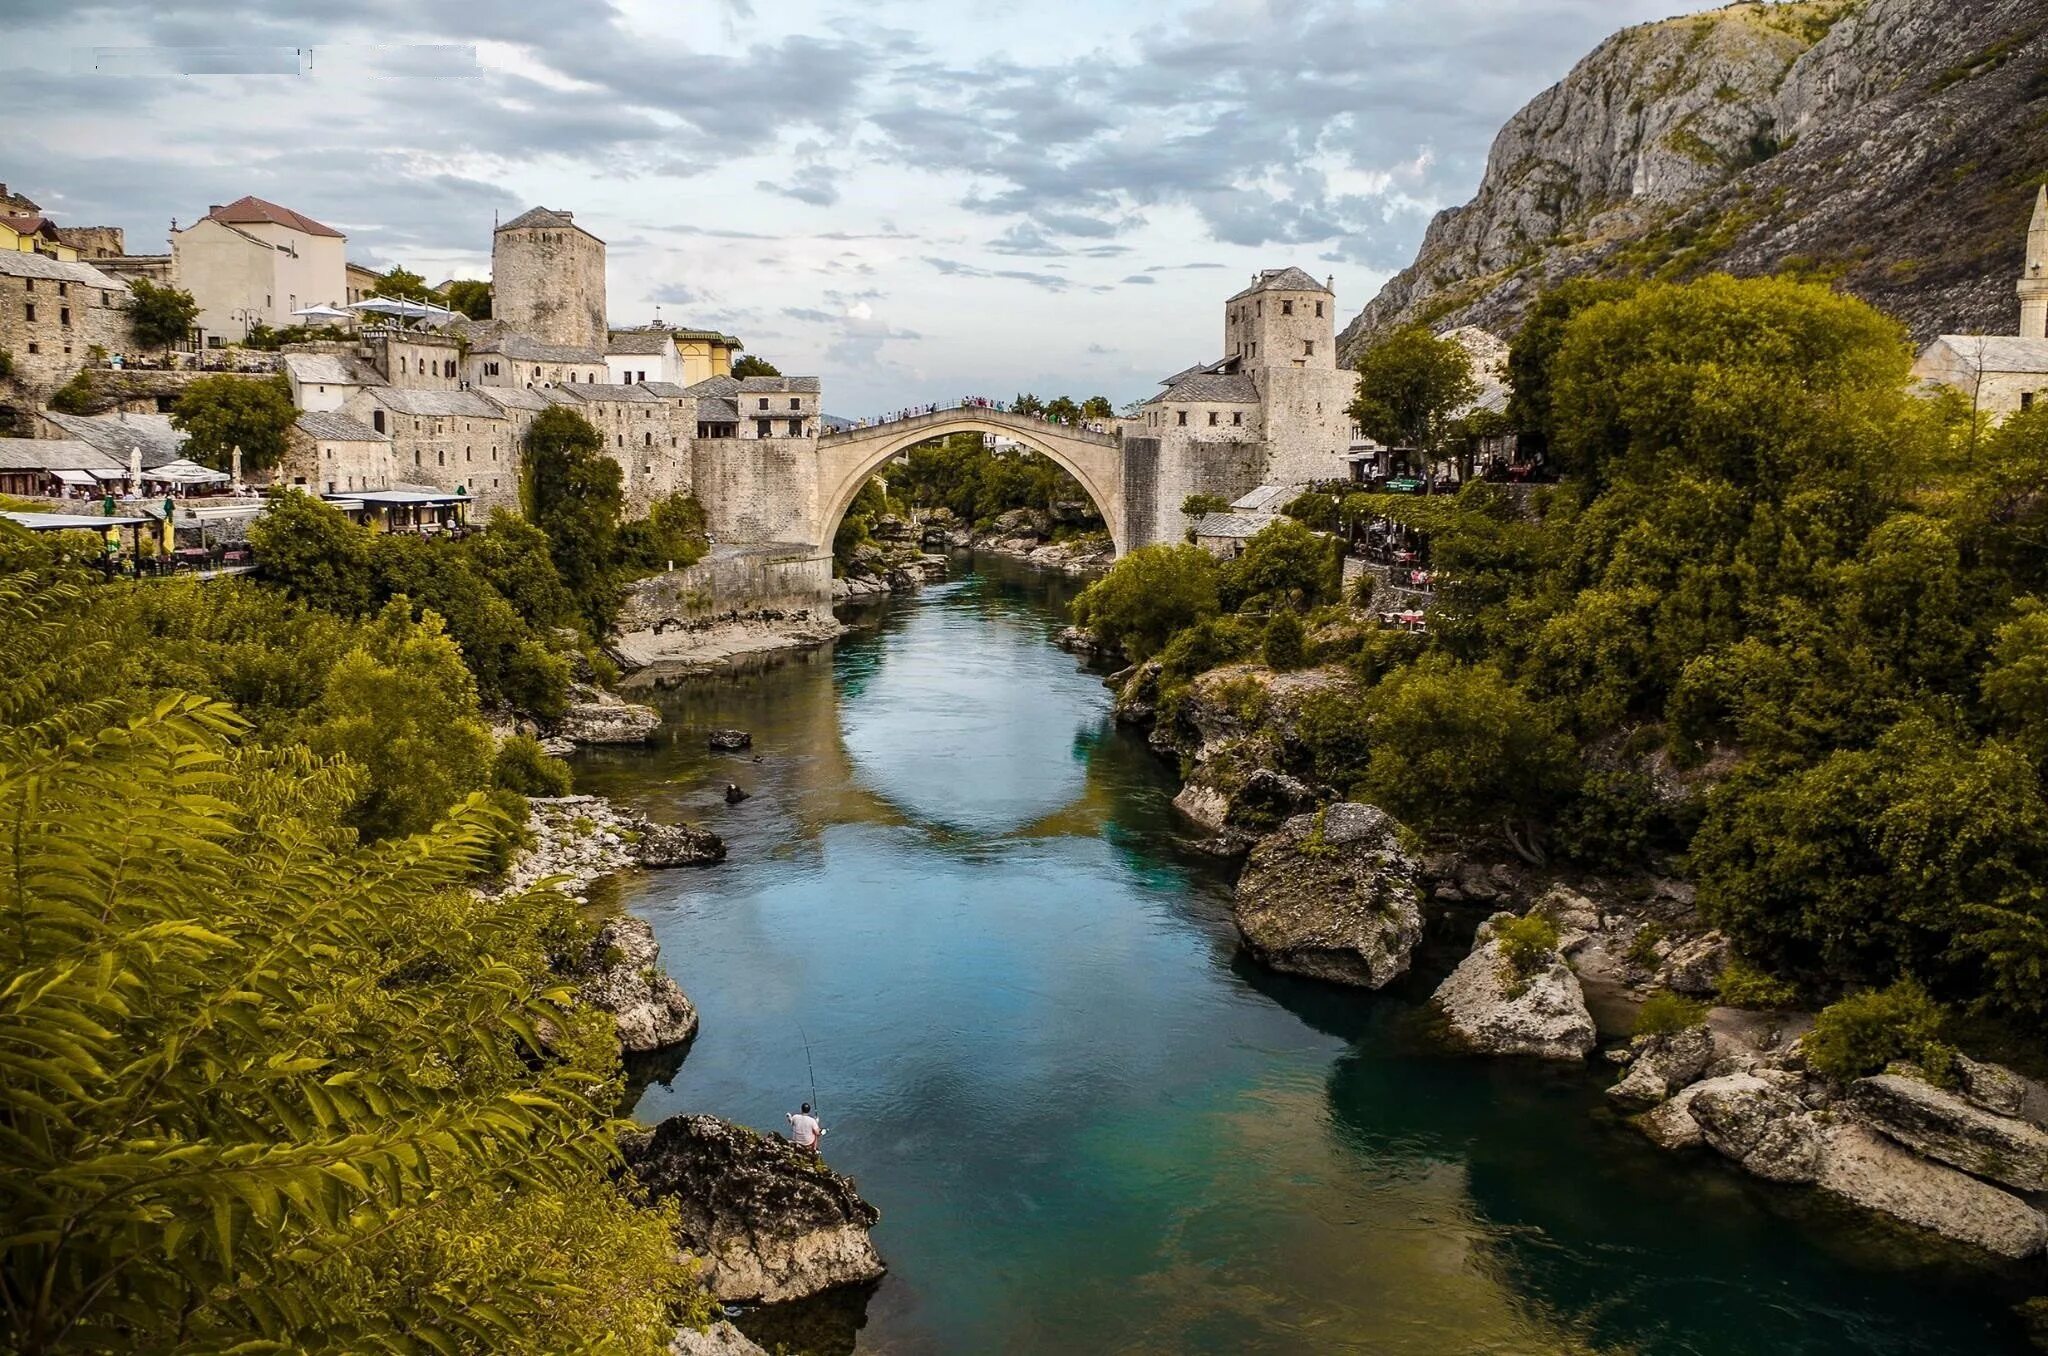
left=292, top=303, right=353, bottom=322
left=346, top=297, right=458, bottom=326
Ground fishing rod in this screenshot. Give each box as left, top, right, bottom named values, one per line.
left=797, top=1018, right=820, bottom=1118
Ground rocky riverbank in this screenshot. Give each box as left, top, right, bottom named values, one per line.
left=489, top=795, right=723, bottom=1054
left=1090, top=639, right=2048, bottom=1265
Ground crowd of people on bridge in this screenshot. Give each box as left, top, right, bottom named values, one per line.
left=843, top=397, right=1114, bottom=436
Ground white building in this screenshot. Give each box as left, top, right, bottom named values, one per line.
left=170, top=196, right=347, bottom=346
left=606, top=328, right=688, bottom=386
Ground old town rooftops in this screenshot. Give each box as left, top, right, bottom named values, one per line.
left=497, top=207, right=603, bottom=243
left=684, top=375, right=740, bottom=398
left=39, top=411, right=184, bottom=465
left=1227, top=267, right=1331, bottom=302
left=737, top=375, right=821, bottom=393
left=366, top=388, right=503, bottom=418
left=205, top=195, right=343, bottom=238
left=1142, top=371, right=1261, bottom=405
left=0, top=251, right=125, bottom=289
left=294, top=411, right=385, bottom=441
left=606, top=329, right=676, bottom=355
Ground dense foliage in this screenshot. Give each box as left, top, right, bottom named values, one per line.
left=444, top=279, right=493, bottom=320
left=126, top=278, right=200, bottom=353
left=0, top=537, right=695, bottom=1353
left=1348, top=323, right=1478, bottom=453
left=1078, top=272, right=2048, bottom=1039
left=171, top=373, right=299, bottom=474
left=890, top=432, right=1104, bottom=531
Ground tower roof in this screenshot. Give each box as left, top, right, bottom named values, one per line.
left=1227, top=267, right=1332, bottom=302
left=497, top=206, right=604, bottom=244
left=205, top=195, right=342, bottom=238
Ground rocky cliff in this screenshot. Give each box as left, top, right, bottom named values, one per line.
left=1339, top=0, right=2048, bottom=358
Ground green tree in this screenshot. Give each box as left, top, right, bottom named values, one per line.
left=1504, top=278, right=1639, bottom=451
left=444, top=277, right=493, bottom=319
left=459, top=509, right=579, bottom=633
left=307, top=601, right=495, bottom=840
left=1360, top=656, right=1575, bottom=862
left=126, top=277, right=200, bottom=354
left=1349, top=324, right=1478, bottom=453
left=1221, top=520, right=1342, bottom=612
left=370, top=533, right=570, bottom=718
left=1181, top=493, right=1231, bottom=521
left=523, top=407, right=624, bottom=634
left=0, top=653, right=687, bottom=1351
left=1081, top=395, right=1115, bottom=420
left=370, top=264, right=435, bottom=302
left=493, top=732, right=573, bottom=797
left=731, top=354, right=780, bottom=378
left=1262, top=609, right=1307, bottom=670
left=618, top=492, right=711, bottom=574
left=171, top=372, right=298, bottom=474
left=249, top=490, right=376, bottom=616
left=1044, top=396, right=1081, bottom=424
left=1070, top=543, right=1222, bottom=660
left=1012, top=392, right=1045, bottom=416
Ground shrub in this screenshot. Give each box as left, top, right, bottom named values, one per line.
left=492, top=733, right=573, bottom=797
left=1804, top=979, right=1952, bottom=1083
left=48, top=370, right=98, bottom=414
left=1716, top=957, right=1801, bottom=1009
left=1496, top=914, right=1561, bottom=977
left=1291, top=687, right=1373, bottom=789
left=1070, top=543, right=1221, bottom=660
left=1635, top=989, right=1708, bottom=1037
left=1262, top=610, right=1307, bottom=670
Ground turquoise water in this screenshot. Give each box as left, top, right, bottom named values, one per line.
left=572, top=556, right=2035, bottom=1356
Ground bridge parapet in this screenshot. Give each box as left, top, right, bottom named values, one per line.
left=820, top=402, right=1119, bottom=449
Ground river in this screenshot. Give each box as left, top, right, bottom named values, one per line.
left=571, top=554, right=2034, bottom=1356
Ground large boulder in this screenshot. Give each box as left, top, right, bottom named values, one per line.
left=1607, top=1024, right=1716, bottom=1109
left=1432, top=913, right=1596, bottom=1060
left=1956, top=1054, right=2028, bottom=1117
left=670, top=1322, right=770, bottom=1356
left=576, top=916, right=698, bottom=1053
left=1816, top=1122, right=2048, bottom=1260
left=1636, top=1081, right=1712, bottom=1151
left=1847, top=1073, right=2048, bottom=1193
left=623, top=1115, right=884, bottom=1303
left=1173, top=758, right=1321, bottom=849
left=1232, top=804, right=1423, bottom=988
left=558, top=689, right=662, bottom=745
left=1653, top=931, right=1730, bottom=996
left=634, top=821, right=727, bottom=868
left=1686, top=1072, right=1824, bottom=1183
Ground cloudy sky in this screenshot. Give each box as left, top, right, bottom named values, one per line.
left=11, top=0, right=1717, bottom=414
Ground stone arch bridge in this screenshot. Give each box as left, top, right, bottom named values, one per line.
left=813, top=406, right=1134, bottom=555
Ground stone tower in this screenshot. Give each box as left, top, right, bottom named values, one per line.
left=1223, top=267, right=1337, bottom=370
left=2023, top=185, right=2048, bottom=341
left=492, top=207, right=607, bottom=351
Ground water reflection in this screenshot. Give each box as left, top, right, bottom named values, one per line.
left=570, top=556, right=2032, bottom=1356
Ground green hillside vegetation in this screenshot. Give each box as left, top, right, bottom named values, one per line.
left=1080, top=273, right=2048, bottom=1039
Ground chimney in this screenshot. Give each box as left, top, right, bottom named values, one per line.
left=208, top=205, right=223, bottom=215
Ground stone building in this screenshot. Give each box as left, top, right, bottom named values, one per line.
left=54, top=226, right=125, bottom=260
left=0, top=252, right=129, bottom=390
left=1913, top=187, right=2048, bottom=421
left=550, top=382, right=694, bottom=511
left=170, top=196, right=347, bottom=346
left=606, top=327, right=688, bottom=385
left=343, top=386, right=523, bottom=513
left=672, top=328, right=742, bottom=385
left=283, top=349, right=386, bottom=412
left=285, top=410, right=394, bottom=494
left=344, top=261, right=383, bottom=307
left=491, top=208, right=606, bottom=351
left=1128, top=267, right=1359, bottom=542
left=735, top=375, right=820, bottom=439
left=456, top=319, right=607, bottom=388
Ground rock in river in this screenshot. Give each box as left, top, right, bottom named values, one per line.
left=670, top=1322, right=769, bottom=1356
left=1432, top=913, right=1596, bottom=1060
left=633, top=821, right=727, bottom=868
left=1231, top=803, right=1422, bottom=988
left=623, top=1114, right=884, bottom=1303
left=708, top=728, right=753, bottom=751
left=1847, top=1072, right=2048, bottom=1194
left=557, top=689, right=662, bottom=745
left=576, top=916, right=698, bottom=1053
left=1817, top=1122, right=2048, bottom=1260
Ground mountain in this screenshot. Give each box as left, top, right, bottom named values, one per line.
left=1337, top=0, right=2048, bottom=361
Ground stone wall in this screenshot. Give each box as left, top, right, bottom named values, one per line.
left=282, top=428, right=395, bottom=495
left=692, top=435, right=819, bottom=544
left=53, top=225, right=125, bottom=259
left=344, top=391, right=523, bottom=514
left=0, top=274, right=128, bottom=392
left=617, top=543, right=833, bottom=624
left=492, top=223, right=606, bottom=351
left=1253, top=365, right=1359, bottom=485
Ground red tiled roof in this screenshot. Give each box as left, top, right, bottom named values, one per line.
left=206, top=195, right=343, bottom=238
left=1, top=213, right=59, bottom=239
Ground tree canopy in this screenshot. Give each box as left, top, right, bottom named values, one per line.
left=731, top=354, right=780, bottom=378
left=369, top=265, right=435, bottom=302
left=126, top=278, right=200, bottom=353
left=1349, top=324, right=1478, bottom=452
left=523, top=407, right=625, bottom=634
left=171, top=373, right=299, bottom=474
left=444, top=278, right=492, bottom=319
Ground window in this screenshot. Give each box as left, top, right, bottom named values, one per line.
left=208, top=336, right=223, bottom=349
left=1303, top=340, right=1313, bottom=356
left=415, top=450, right=422, bottom=466
left=790, top=398, right=801, bottom=410
left=617, top=435, right=623, bottom=447
left=2026, top=392, right=2038, bottom=411
left=759, top=397, right=770, bottom=410
left=1208, top=411, right=1218, bottom=426
left=1315, top=301, right=1323, bottom=318
left=465, top=447, right=472, bottom=462
left=59, top=307, right=70, bottom=327
left=23, top=304, right=33, bottom=322
left=756, top=418, right=772, bottom=437
left=1232, top=411, right=1243, bottom=426
left=22, top=279, right=31, bottom=291
left=1249, top=343, right=1256, bottom=359
left=102, top=291, right=111, bottom=305
left=437, top=450, right=445, bottom=467
left=533, top=366, right=541, bottom=378
left=789, top=419, right=803, bottom=436
left=399, top=356, right=408, bottom=374
left=372, top=410, right=386, bottom=433
left=1281, top=300, right=1293, bottom=316
left=1256, top=301, right=1263, bottom=317
left=25, top=342, right=36, bottom=354
left=56, top=282, right=67, bottom=297
left=1176, top=410, right=1188, bottom=426
left=645, top=432, right=652, bottom=446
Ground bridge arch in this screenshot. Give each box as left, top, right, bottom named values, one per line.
left=814, top=409, right=1128, bottom=559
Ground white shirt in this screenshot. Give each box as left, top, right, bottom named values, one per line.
left=787, top=1112, right=821, bottom=1147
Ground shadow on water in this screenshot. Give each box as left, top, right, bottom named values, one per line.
left=573, top=554, right=2037, bottom=1356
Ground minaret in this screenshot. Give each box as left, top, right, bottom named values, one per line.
left=2022, top=184, right=2048, bottom=340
